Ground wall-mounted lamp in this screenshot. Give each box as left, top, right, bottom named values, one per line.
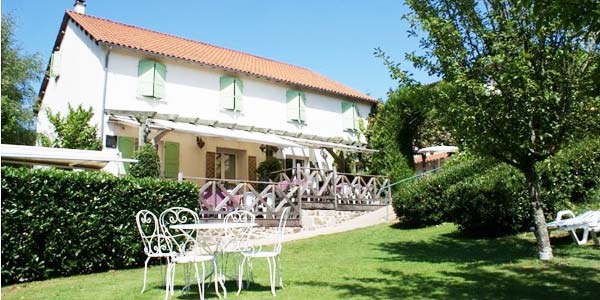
left=196, top=136, right=205, bottom=149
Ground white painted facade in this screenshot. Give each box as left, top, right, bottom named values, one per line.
left=37, top=18, right=375, bottom=179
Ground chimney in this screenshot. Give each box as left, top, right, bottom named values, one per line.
left=73, top=0, right=86, bottom=14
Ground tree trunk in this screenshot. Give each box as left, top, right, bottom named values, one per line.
left=524, top=167, right=553, bottom=260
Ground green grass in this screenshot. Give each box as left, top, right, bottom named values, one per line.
left=2, top=223, right=599, bottom=300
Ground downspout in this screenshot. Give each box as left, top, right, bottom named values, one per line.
left=99, top=46, right=112, bottom=149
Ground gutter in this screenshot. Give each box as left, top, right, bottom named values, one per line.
left=99, top=45, right=112, bottom=148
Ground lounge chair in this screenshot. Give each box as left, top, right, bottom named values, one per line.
left=547, top=210, right=600, bottom=246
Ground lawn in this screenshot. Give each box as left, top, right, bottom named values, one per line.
left=2, top=223, right=599, bottom=300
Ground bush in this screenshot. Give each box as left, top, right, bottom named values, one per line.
left=449, top=164, right=530, bottom=237
left=256, top=157, right=282, bottom=182
left=538, top=137, right=600, bottom=206
left=394, top=138, right=600, bottom=237
left=1, top=167, right=198, bottom=285
left=129, top=143, right=160, bottom=178
left=393, top=154, right=490, bottom=227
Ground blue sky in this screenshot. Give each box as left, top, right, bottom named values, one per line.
left=2, top=0, right=436, bottom=100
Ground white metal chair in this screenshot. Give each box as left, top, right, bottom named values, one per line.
left=222, top=210, right=256, bottom=291
left=135, top=210, right=176, bottom=294
left=238, top=207, right=291, bottom=296
left=547, top=210, right=600, bottom=246
left=159, top=207, right=221, bottom=300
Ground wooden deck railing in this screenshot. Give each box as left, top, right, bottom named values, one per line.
left=179, top=165, right=391, bottom=225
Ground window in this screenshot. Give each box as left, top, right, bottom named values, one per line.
left=215, top=152, right=236, bottom=180
left=220, top=76, right=243, bottom=111
left=164, top=142, right=180, bottom=178
left=50, top=50, right=62, bottom=77
left=286, top=90, right=306, bottom=123
left=342, top=101, right=361, bottom=131
left=137, top=59, right=166, bottom=99
left=282, top=157, right=307, bottom=178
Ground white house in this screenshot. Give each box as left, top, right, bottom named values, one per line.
left=37, top=1, right=379, bottom=181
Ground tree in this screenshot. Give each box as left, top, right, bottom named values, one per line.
left=1, top=14, right=42, bottom=145
left=43, top=104, right=102, bottom=150
left=403, top=0, right=600, bottom=259
left=129, top=143, right=160, bottom=178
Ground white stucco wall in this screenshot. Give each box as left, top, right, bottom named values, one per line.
left=36, top=20, right=107, bottom=142
left=104, top=49, right=373, bottom=142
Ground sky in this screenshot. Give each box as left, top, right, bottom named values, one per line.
left=1, top=0, right=436, bottom=100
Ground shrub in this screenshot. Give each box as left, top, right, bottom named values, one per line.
left=448, top=164, right=531, bottom=237
left=538, top=137, right=600, bottom=206
left=393, top=154, right=490, bottom=227
left=1, top=167, right=198, bottom=285
left=129, top=143, right=160, bottom=178
left=256, top=157, right=282, bottom=182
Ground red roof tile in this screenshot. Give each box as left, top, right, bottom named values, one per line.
left=65, top=11, right=378, bottom=103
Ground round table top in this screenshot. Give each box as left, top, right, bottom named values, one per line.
left=170, top=222, right=257, bottom=230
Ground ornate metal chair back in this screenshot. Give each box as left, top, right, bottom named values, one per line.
left=135, top=210, right=174, bottom=256
left=159, top=207, right=200, bottom=254
left=223, top=210, right=256, bottom=252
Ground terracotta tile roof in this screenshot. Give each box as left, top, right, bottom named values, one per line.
left=65, top=11, right=378, bottom=103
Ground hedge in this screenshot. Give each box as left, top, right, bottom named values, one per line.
left=394, top=155, right=491, bottom=227
left=1, top=167, right=198, bottom=285
left=394, top=137, right=600, bottom=237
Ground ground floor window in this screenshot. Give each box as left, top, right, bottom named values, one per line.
left=215, top=152, right=236, bottom=180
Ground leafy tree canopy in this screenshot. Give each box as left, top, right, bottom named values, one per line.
left=1, top=14, right=42, bottom=145
left=401, top=0, right=600, bottom=259
left=42, top=104, right=102, bottom=150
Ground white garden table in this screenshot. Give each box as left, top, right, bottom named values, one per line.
left=170, top=222, right=257, bottom=296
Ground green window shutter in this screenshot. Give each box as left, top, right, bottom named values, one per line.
left=138, top=60, right=155, bottom=97
left=286, top=90, right=300, bottom=121
left=50, top=51, right=62, bottom=77
left=342, top=102, right=354, bottom=130
left=153, top=62, right=167, bottom=99
left=164, top=142, right=180, bottom=178
left=117, top=136, right=135, bottom=173
left=353, top=104, right=360, bottom=130
left=233, top=78, right=243, bottom=112
left=299, top=92, right=307, bottom=122
left=220, top=76, right=235, bottom=110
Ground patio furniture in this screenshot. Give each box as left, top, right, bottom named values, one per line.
left=547, top=210, right=600, bottom=246
left=135, top=210, right=176, bottom=294
left=160, top=207, right=220, bottom=300
left=222, top=210, right=256, bottom=291
left=238, top=207, right=291, bottom=296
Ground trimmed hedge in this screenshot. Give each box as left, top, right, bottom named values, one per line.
left=539, top=137, right=600, bottom=207
left=448, top=163, right=530, bottom=237
left=394, top=155, right=490, bottom=227
left=394, top=137, right=600, bottom=237
left=1, top=167, right=198, bottom=285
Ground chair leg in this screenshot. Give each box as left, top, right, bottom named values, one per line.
left=164, top=263, right=172, bottom=300
left=171, top=264, right=176, bottom=295
left=193, top=263, right=204, bottom=300
left=267, top=257, right=276, bottom=296
left=277, top=255, right=284, bottom=288
left=247, top=258, right=254, bottom=289
left=237, top=256, right=247, bottom=295
left=142, top=257, right=150, bottom=293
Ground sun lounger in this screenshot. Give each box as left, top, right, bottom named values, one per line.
left=546, top=210, right=600, bottom=246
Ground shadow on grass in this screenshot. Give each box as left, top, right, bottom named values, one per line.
left=151, top=279, right=273, bottom=299
left=297, top=227, right=599, bottom=300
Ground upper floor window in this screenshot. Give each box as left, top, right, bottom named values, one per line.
left=342, top=101, right=361, bottom=131
left=286, top=90, right=306, bottom=123
left=137, top=59, right=166, bottom=99
left=220, top=76, right=243, bottom=111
